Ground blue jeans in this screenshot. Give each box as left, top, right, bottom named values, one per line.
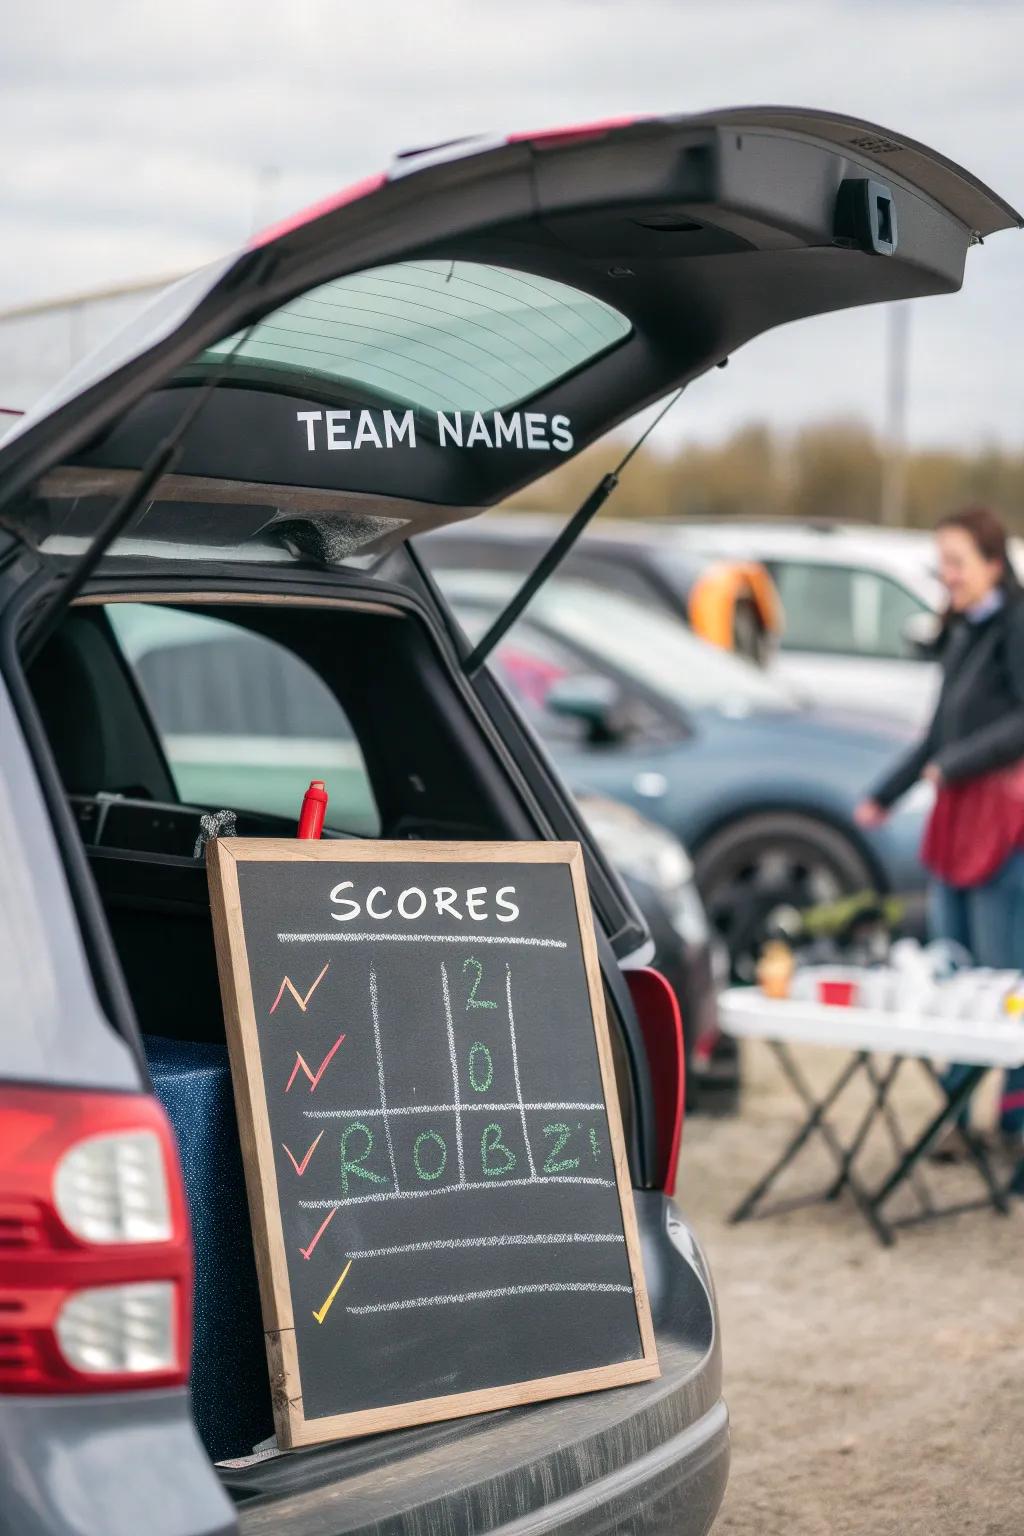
left=929, top=850, right=1024, bottom=1134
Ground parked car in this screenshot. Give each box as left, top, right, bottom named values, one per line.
left=428, top=513, right=782, bottom=665
left=661, top=521, right=1024, bottom=725
left=0, top=107, right=1015, bottom=1536
left=428, top=567, right=936, bottom=979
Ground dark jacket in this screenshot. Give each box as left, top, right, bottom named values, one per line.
left=873, top=592, right=1024, bottom=809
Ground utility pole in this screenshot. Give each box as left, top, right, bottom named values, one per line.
left=880, top=302, right=910, bottom=526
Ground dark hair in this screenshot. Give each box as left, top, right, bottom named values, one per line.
left=936, top=506, right=1021, bottom=597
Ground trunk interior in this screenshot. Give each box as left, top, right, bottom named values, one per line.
left=20, top=575, right=644, bottom=1477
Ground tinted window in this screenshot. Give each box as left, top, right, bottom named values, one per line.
left=769, top=562, right=927, bottom=659
left=107, top=604, right=380, bottom=834
left=200, top=261, right=631, bottom=414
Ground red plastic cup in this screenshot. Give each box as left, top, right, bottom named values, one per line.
left=819, top=979, right=858, bottom=1007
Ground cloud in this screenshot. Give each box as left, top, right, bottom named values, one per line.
left=0, top=0, right=1020, bottom=444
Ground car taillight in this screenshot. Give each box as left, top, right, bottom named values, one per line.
left=0, top=1085, right=192, bottom=1393
left=625, top=968, right=685, bottom=1198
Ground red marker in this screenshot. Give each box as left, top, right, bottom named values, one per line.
left=297, top=780, right=328, bottom=839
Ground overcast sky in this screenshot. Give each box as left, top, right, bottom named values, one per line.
left=1, top=0, right=1020, bottom=447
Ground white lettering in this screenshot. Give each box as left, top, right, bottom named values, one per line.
left=384, top=409, right=416, bottom=447
left=551, top=414, right=574, bottom=453
left=492, top=411, right=523, bottom=449
left=296, top=410, right=322, bottom=450
left=466, top=411, right=494, bottom=448
left=465, top=886, right=488, bottom=923
left=436, top=411, right=464, bottom=447
left=330, top=880, right=360, bottom=921
left=434, top=887, right=462, bottom=920
left=525, top=412, right=550, bottom=450
left=325, top=409, right=351, bottom=450
left=495, top=886, right=520, bottom=923
left=354, top=410, right=383, bottom=449
left=366, top=885, right=393, bottom=920
left=397, top=886, right=427, bottom=920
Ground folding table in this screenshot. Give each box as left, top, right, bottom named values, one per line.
left=718, top=988, right=1024, bottom=1246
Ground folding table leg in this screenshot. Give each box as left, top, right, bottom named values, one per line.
left=869, top=1065, right=1001, bottom=1224
left=730, top=1047, right=864, bottom=1223
left=824, top=1055, right=903, bottom=1202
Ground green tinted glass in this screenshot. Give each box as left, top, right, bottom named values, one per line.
left=200, top=261, right=631, bottom=413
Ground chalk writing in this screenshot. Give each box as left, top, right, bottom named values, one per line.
left=467, top=1041, right=494, bottom=1093
left=542, top=1123, right=580, bottom=1175
left=285, top=1033, right=346, bottom=1093
left=313, top=1260, right=352, bottom=1324
left=270, top=961, right=330, bottom=1015
left=413, top=1129, right=448, bottom=1182
left=339, top=1121, right=388, bottom=1197
left=463, top=956, right=498, bottom=1010
left=480, top=1122, right=517, bottom=1178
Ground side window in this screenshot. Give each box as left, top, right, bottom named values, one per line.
left=106, top=604, right=380, bottom=834
left=769, top=562, right=926, bottom=660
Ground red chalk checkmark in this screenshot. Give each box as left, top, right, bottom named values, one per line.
left=285, top=1033, right=346, bottom=1093
left=299, top=1205, right=339, bottom=1260
left=282, top=1129, right=325, bottom=1176
left=270, top=961, right=330, bottom=1015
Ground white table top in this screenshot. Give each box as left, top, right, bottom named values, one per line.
left=719, top=988, right=1024, bottom=1068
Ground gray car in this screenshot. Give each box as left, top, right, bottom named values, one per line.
left=0, top=107, right=1017, bottom=1536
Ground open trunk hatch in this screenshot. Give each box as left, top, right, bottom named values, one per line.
left=0, top=106, right=1018, bottom=594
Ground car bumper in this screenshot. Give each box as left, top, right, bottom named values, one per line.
left=227, top=1190, right=728, bottom=1536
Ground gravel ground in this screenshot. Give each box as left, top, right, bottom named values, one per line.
left=679, top=1040, right=1024, bottom=1536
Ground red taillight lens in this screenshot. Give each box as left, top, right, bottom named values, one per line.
left=0, top=1085, right=192, bottom=1393
left=626, top=967, right=685, bottom=1198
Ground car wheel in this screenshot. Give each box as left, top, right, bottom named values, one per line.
left=693, top=811, right=876, bottom=982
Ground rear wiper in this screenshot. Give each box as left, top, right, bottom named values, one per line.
left=20, top=317, right=263, bottom=666
left=464, top=387, right=686, bottom=675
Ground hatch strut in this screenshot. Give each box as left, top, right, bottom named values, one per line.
left=464, top=387, right=685, bottom=676
left=20, top=304, right=267, bottom=667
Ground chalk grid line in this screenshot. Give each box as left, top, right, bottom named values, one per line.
left=298, top=1174, right=614, bottom=1209
left=347, top=1282, right=633, bottom=1316
left=345, top=1232, right=625, bottom=1260
left=305, top=1101, right=603, bottom=1120
left=440, top=960, right=466, bottom=1184
left=368, top=968, right=399, bottom=1193
left=505, top=964, right=537, bottom=1179
left=279, top=933, right=567, bottom=948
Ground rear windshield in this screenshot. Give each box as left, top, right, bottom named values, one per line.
left=196, top=261, right=631, bottom=414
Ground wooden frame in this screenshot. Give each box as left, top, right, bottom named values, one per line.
left=207, top=837, right=659, bottom=1449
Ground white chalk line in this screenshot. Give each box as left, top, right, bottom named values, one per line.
left=298, top=1174, right=614, bottom=1208
left=368, top=969, right=399, bottom=1192
left=345, top=1232, right=625, bottom=1260
left=304, top=1101, right=603, bottom=1120
left=440, top=961, right=466, bottom=1185
left=278, top=933, right=567, bottom=948
left=346, top=1282, right=633, bottom=1315
left=506, top=964, right=537, bottom=1179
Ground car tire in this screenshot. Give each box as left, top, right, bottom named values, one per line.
left=694, top=811, right=876, bottom=983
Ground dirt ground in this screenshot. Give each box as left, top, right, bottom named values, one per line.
left=679, top=1040, right=1024, bottom=1536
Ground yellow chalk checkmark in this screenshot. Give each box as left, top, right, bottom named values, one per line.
left=313, top=1260, right=353, bottom=1324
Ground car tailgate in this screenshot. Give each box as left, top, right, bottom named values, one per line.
left=225, top=1193, right=726, bottom=1536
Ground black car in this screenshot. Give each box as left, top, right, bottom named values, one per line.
left=0, top=108, right=1016, bottom=1536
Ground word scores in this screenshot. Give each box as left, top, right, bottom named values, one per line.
left=208, top=840, right=658, bottom=1448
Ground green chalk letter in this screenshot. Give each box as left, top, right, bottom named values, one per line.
left=413, top=1129, right=448, bottom=1182
left=339, top=1120, right=387, bottom=1197
left=481, top=1122, right=516, bottom=1177
left=467, top=1041, right=494, bottom=1093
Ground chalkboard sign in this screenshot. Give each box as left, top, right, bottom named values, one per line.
left=207, top=839, right=658, bottom=1448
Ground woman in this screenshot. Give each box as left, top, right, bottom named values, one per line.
left=855, top=507, right=1024, bottom=1145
